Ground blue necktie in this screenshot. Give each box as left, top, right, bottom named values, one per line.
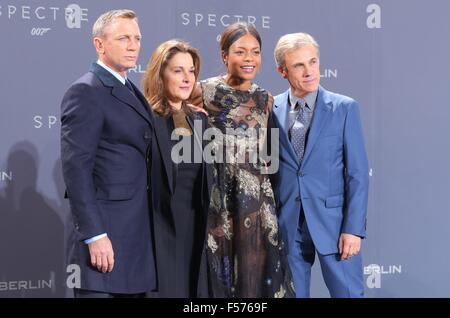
left=125, top=79, right=147, bottom=112
left=290, top=100, right=309, bottom=163
left=125, top=79, right=135, bottom=95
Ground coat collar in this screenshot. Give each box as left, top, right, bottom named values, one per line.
left=89, top=63, right=153, bottom=125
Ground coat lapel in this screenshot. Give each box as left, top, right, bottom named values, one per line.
left=186, top=113, right=212, bottom=205
left=186, top=114, right=204, bottom=156
left=153, top=116, right=175, bottom=194
left=90, top=63, right=152, bottom=125
left=301, top=86, right=332, bottom=166
left=273, top=90, right=300, bottom=167
left=111, top=83, right=152, bottom=125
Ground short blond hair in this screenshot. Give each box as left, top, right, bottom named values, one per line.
left=274, top=32, right=319, bottom=70
left=92, top=9, right=137, bottom=38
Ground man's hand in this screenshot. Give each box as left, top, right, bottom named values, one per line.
left=88, top=236, right=114, bottom=273
left=339, top=233, right=361, bottom=261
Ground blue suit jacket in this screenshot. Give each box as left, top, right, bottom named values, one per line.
left=270, top=86, right=369, bottom=255
left=61, top=63, right=163, bottom=293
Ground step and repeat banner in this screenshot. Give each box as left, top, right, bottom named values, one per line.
left=1, top=0, right=449, bottom=297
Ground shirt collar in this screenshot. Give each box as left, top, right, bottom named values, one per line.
left=96, top=60, right=127, bottom=85
left=288, top=88, right=318, bottom=112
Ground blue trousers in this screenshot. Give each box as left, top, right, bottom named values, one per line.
left=288, top=212, right=364, bottom=298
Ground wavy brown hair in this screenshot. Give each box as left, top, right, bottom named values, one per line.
left=142, top=39, right=201, bottom=116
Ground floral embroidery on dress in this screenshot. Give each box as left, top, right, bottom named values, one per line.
left=201, top=76, right=295, bottom=298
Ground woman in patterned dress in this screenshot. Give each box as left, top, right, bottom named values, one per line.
left=191, top=22, right=295, bottom=298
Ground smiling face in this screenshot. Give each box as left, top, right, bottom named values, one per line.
left=279, top=44, right=320, bottom=98
left=162, top=52, right=196, bottom=109
left=223, top=33, right=261, bottom=89
left=94, top=17, right=141, bottom=77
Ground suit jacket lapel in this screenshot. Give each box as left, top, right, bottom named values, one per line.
left=111, top=83, right=152, bottom=125
left=273, top=91, right=290, bottom=133
left=302, top=86, right=332, bottom=166
left=186, top=113, right=212, bottom=206
left=153, top=116, right=175, bottom=194
left=186, top=114, right=205, bottom=157
left=90, top=63, right=152, bottom=125
left=130, top=80, right=154, bottom=121
left=273, top=90, right=300, bottom=166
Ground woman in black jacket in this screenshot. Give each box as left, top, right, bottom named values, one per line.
left=142, top=39, right=212, bottom=297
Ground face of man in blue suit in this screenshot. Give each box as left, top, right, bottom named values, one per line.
left=93, top=17, right=142, bottom=77
left=278, top=45, right=320, bottom=98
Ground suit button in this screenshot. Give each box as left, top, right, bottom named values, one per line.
left=143, top=131, right=151, bottom=140
left=297, top=171, right=304, bottom=177
left=244, top=217, right=251, bottom=228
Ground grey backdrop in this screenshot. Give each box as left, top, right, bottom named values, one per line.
left=1, top=0, right=449, bottom=297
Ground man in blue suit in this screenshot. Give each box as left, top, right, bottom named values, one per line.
left=61, top=10, right=166, bottom=297
left=270, top=33, right=369, bottom=297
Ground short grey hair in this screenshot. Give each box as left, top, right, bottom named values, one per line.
left=274, top=32, right=319, bottom=70
left=92, top=9, right=137, bottom=38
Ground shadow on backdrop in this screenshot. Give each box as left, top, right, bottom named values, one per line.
left=0, top=141, right=65, bottom=297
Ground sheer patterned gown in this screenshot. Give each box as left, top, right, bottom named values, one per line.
left=200, top=76, right=295, bottom=298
